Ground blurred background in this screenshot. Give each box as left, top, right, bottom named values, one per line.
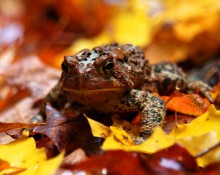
left=1, top=0, right=220, bottom=68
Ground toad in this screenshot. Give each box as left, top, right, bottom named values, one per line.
left=43, top=43, right=212, bottom=143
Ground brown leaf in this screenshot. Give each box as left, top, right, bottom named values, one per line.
left=0, top=56, right=60, bottom=134
left=0, top=88, right=30, bottom=113
left=164, top=113, right=195, bottom=134
left=0, top=122, right=43, bottom=132
left=36, top=137, right=60, bottom=159
left=34, top=103, right=103, bottom=155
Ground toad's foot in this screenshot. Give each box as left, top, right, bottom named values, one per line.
left=187, top=80, right=214, bottom=103
left=127, top=89, right=167, bottom=144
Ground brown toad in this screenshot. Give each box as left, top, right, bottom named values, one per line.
left=43, top=43, right=212, bottom=143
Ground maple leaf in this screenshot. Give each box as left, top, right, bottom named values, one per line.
left=0, top=137, right=63, bottom=175
left=169, top=105, right=220, bottom=139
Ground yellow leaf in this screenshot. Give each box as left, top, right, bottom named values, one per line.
left=110, top=126, right=134, bottom=146
left=101, top=126, right=135, bottom=151
left=70, top=0, right=151, bottom=53
left=101, top=113, right=220, bottom=167
left=35, top=151, right=64, bottom=175
left=111, top=0, right=151, bottom=46
left=0, top=137, right=64, bottom=175
left=159, top=0, right=220, bottom=41
left=133, top=127, right=174, bottom=153
left=99, top=105, right=220, bottom=168
left=176, top=132, right=219, bottom=167
left=169, top=105, right=220, bottom=139
left=86, top=117, right=111, bottom=138
left=146, top=0, right=220, bottom=64
left=102, top=127, right=174, bottom=154
left=71, top=32, right=112, bottom=54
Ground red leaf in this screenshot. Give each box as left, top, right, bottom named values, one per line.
left=67, top=144, right=198, bottom=174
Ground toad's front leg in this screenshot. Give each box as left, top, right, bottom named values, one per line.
left=127, top=89, right=166, bottom=143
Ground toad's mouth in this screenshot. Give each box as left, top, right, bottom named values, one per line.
left=62, top=87, right=126, bottom=93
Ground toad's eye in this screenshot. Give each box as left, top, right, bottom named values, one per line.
left=61, top=62, right=68, bottom=72
left=102, top=60, right=114, bottom=75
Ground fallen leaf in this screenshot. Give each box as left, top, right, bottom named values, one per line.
left=196, top=163, right=220, bottom=175
left=164, top=113, right=195, bottom=134
left=211, top=82, right=220, bottom=103
left=177, top=132, right=220, bottom=167
left=70, top=150, right=148, bottom=175
left=102, top=127, right=174, bottom=154
left=169, top=104, right=220, bottom=139
left=1, top=56, right=59, bottom=99
left=146, top=143, right=198, bottom=173
left=69, top=144, right=198, bottom=174
left=61, top=148, right=87, bottom=166
left=34, top=103, right=102, bottom=155
left=0, top=159, right=11, bottom=171
left=101, top=105, right=220, bottom=167
left=145, top=0, right=220, bottom=64
left=0, top=137, right=64, bottom=175
left=0, top=56, right=60, bottom=126
left=86, top=116, right=111, bottom=139
left=161, top=93, right=209, bottom=116
left=0, top=122, right=43, bottom=132
left=0, top=87, right=31, bottom=113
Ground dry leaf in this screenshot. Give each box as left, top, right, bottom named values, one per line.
left=34, top=103, right=101, bottom=155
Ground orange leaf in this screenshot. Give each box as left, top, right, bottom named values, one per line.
left=161, top=93, right=210, bottom=116
left=210, top=82, right=220, bottom=101
left=0, top=159, right=10, bottom=171
left=0, top=122, right=43, bottom=133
